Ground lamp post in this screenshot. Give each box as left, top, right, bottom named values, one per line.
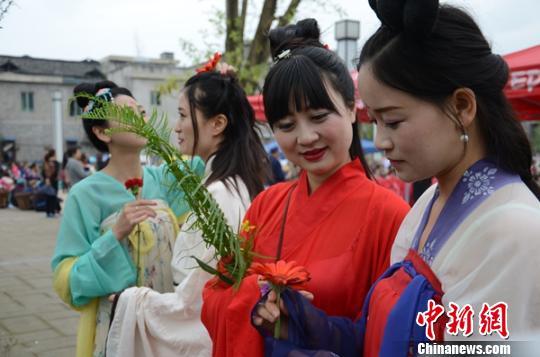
left=335, top=19, right=360, bottom=71
left=52, top=91, right=64, bottom=164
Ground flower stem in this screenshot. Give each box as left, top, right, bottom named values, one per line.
left=274, top=290, right=281, bottom=339
left=136, top=224, right=141, bottom=287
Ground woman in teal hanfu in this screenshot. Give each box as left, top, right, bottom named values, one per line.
left=51, top=80, right=204, bottom=357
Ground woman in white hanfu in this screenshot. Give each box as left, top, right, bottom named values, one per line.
left=106, top=66, right=270, bottom=356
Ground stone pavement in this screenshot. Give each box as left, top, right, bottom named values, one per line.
left=0, top=207, right=77, bottom=357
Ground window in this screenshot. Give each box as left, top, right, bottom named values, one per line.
left=150, top=91, right=161, bottom=106
left=69, top=100, right=83, bottom=116
left=21, top=92, right=34, bottom=112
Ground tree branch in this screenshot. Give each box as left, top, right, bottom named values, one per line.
left=238, top=0, right=248, bottom=46
left=225, top=0, right=239, bottom=53
left=247, top=0, right=277, bottom=66
left=277, top=0, right=302, bottom=27
left=0, top=0, right=15, bottom=26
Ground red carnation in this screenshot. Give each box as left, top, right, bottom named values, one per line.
left=125, top=177, right=143, bottom=197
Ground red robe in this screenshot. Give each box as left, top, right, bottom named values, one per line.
left=201, top=159, right=410, bottom=357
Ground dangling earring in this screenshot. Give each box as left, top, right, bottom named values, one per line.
left=460, top=134, right=469, bottom=143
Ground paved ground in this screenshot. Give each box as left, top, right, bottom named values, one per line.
left=0, top=205, right=77, bottom=357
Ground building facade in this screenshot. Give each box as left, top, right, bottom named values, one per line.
left=0, top=52, right=191, bottom=164
left=101, top=52, right=191, bottom=130
left=0, top=55, right=106, bottom=163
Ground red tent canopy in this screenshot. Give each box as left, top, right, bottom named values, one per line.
left=248, top=46, right=540, bottom=122
left=247, top=95, right=266, bottom=122
left=503, top=45, right=540, bottom=121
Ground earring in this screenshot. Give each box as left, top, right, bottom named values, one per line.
left=460, top=134, right=469, bottom=143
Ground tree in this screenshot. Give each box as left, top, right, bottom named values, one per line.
left=168, top=0, right=345, bottom=95
left=226, top=0, right=302, bottom=93
left=0, top=0, right=14, bottom=28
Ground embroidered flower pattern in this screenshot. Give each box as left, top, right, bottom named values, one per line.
left=461, top=167, right=497, bottom=204
left=421, top=239, right=438, bottom=265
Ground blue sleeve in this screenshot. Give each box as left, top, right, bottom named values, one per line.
left=158, top=156, right=206, bottom=217
left=51, top=191, right=136, bottom=307
left=254, top=289, right=363, bottom=357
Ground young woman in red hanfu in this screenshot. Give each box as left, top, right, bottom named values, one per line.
left=201, top=18, right=410, bottom=357
left=253, top=1, right=540, bottom=356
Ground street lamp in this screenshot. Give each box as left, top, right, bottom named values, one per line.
left=335, top=19, right=360, bottom=71
left=52, top=91, right=64, bottom=163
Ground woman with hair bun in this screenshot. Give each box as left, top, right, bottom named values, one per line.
left=201, top=18, right=410, bottom=357
left=51, top=80, right=204, bottom=357
left=104, top=65, right=270, bottom=357
left=253, top=1, right=540, bottom=356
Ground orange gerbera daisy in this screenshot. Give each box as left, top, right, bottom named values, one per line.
left=248, top=260, right=311, bottom=290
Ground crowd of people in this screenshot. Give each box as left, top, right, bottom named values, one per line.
left=46, top=1, right=540, bottom=356
left=0, top=146, right=106, bottom=216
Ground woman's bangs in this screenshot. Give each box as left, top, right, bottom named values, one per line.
left=264, top=57, right=337, bottom=124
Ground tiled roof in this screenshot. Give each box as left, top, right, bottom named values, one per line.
left=0, top=55, right=105, bottom=79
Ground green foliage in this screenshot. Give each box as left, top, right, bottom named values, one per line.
left=157, top=73, right=192, bottom=96
left=532, top=123, right=540, bottom=153
left=79, top=94, right=254, bottom=288
left=211, top=8, right=227, bottom=36
left=178, top=38, right=216, bottom=67
left=172, top=0, right=345, bottom=94
left=360, top=123, right=374, bottom=141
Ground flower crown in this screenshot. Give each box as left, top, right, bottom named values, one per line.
left=196, top=52, right=223, bottom=74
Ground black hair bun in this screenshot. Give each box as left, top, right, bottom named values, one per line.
left=73, top=80, right=118, bottom=109
left=371, top=0, right=439, bottom=37
left=269, top=18, right=323, bottom=59
left=403, top=0, right=439, bottom=37
left=294, top=18, right=321, bottom=41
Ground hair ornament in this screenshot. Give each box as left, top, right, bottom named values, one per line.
left=196, top=52, right=223, bottom=74
left=84, top=87, right=113, bottom=113
left=274, top=49, right=292, bottom=63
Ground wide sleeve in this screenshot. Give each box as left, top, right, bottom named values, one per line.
left=107, top=179, right=250, bottom=356
left=51, top=191, right=136, bottom=307
left=253, top=289, right=363, bottom=357
left=437, top=202, right=540, bottom=340
left=202, top=274, right=263, bottom=357
left=370, top=189, right=410, bottom=282
left=106, top=265, right=214, bottom=356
